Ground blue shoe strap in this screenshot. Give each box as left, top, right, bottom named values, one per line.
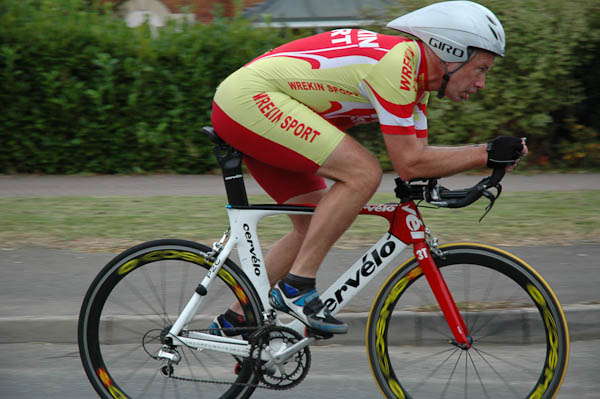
left=293, top=289, right=319, bottom=306
left=282, top=281, right=300, bottom=296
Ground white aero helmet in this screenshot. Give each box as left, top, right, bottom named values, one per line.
left=387, top=1, right=505, bottom=63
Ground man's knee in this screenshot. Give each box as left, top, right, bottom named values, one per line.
left=348, top=155, right=382, bottom=194
left=319, top=136, right=382, bottom=191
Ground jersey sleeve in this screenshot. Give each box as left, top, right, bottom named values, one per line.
left=361, top=41, right=427, bottom=136
left=414, top=92, right=429, bottom=139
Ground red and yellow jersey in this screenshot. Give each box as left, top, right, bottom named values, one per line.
left=245, top=29, right=430, bottom=137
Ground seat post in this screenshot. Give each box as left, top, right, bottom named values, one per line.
left=212, top=144, right=249, bottom=206
left=202, top=126, right=249, bottom=206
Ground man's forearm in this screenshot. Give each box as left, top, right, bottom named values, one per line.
left=384, top=134, right=488, bottom=180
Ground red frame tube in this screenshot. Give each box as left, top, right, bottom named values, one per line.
left=362, top=200, right=471, bottom=348
left=413, top=241, right=471, bottom=348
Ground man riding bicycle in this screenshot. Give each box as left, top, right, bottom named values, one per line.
left=209, top=1, right=527, bottom=335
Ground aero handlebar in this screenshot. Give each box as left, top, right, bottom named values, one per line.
left=394, top=168, right=505, bottom=213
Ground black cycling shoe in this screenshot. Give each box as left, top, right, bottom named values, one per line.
left=208, top=310, right=249, bottom=339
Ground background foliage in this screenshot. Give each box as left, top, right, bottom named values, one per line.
left=1, top=0, right=598, bottom=173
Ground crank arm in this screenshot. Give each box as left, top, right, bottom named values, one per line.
left=263, top=336, right=315, bottom=368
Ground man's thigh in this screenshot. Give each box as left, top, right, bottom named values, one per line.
left=212, top=69, right=347, bottom=202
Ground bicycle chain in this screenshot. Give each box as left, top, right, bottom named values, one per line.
left=163, top=325, right=290, bottom=391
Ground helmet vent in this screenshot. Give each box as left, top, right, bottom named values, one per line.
left=488, top=25, right=499, bottom=40
left=486, top=15, right=497, bottom=26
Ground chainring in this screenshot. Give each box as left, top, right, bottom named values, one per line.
left=249, top=325, right=311, bottom=390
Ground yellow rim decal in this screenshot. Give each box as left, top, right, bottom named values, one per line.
left=117, top=250, right=211, bottom=275
left=367, top=242, right=569, bottom=398
left=218, top=269, right=249, bottom=305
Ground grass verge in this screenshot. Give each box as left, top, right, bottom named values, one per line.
left=1, top=191, right=598, bottom=252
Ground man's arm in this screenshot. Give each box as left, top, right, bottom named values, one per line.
left=384, top=134, right=488, bottom=180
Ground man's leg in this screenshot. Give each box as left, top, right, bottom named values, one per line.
left=228, top=189, right=325, bottom=315
left=213, top=86, right=381, bottom=333
left=288, top=134, right=382, bottom=278
left=268, top=135, right=381, bottom=334
left=214, top=136, right=380, bottom=334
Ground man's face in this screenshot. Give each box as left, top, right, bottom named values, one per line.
left=445, top=51, right=496, bottom=102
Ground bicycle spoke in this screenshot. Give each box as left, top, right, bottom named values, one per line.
left=464, top=351, right=467, bottom=399
left=141, top=265, right=172, bottom=325
left=102, top=342, right=149, bottom=368
left=407, top=284, right=453, bottom=341
left=472, top=345, right=540, bottom=377
left=119, top=278, right=168, bottom=325
left=471, top=308, right=527, bottom=344
left=368, top=245, right=568, bottom=399
left=467, top=350, right=491, bottom=398
left=187, top=347, right=220, bottom=381
left=441, top=349, right=463, bottom=398
left=160, top=264, right=168, bottom=324
left=178, top=264, right=192, bottom=314
left=103, top=296, right=166, bottom=331
left=122, top=349, right=157, bottom=388
left=391, top=346, right=457, bottom=373
left=410, top=347, right=461, bottom=395
left=461, top=267, right=497, bottom=336
left=140, top=364, right=163, bottom=398
left=472, top=346, right=525, bottom=397
left=463, top=264, right=471, bottom=331
left=180, top=350, right=204, bottom=393
left=79, top=241, right=264, bottom=399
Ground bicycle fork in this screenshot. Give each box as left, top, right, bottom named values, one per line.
left=414, top=241, right=472, bottom=349
left=392, top=201, right=471, bottom=349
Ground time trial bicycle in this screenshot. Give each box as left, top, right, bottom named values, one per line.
left=78, top=126, right=569, bottom=399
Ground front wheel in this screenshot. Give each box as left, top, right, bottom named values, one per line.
left=366, top=243, right=569, bottom=399
left=78, top=239, right=264, bottom=399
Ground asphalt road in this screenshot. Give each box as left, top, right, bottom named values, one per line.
left=1, top=173, right=598, bottom=398
left=1, top=341, right=599, bottom=399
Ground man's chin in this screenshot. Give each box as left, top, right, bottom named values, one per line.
left=447, top=94, right=466, bottom=102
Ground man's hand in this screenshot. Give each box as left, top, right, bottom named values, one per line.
left=486, top=136, right=528, bottom=171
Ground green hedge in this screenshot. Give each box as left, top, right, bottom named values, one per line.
left=373, top=0, right=600, bottom=169
left=1, top=0, right=599, bottom=173
left=0, top=0, right=305, bottom=173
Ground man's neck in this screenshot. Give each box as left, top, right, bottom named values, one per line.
left=423, top=45, right=444, bottom=92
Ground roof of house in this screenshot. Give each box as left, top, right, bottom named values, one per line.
left=102, top=0, right=395, bottom=27
left=161, top=0, right=265, bottom=21
left=101, top=0, right=265, bottom=21
left=243, top=0, right=394, bottom=28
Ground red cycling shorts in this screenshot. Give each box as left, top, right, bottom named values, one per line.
left=211, top=68, right=346, bottom=204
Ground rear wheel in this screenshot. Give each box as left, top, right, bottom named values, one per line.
left=366, top=243, right=569, bottom=399
left=78, top=239, right=263, bottom=399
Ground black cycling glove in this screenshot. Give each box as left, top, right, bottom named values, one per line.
left=486, top=136, right=524, bottom=168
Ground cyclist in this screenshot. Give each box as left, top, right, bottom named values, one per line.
left=209, top=1, right=527, bottom=336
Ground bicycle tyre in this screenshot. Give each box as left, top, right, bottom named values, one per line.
left=78, top=239, right=264, bottom=399
left=366, top=243, right=569, bottom=399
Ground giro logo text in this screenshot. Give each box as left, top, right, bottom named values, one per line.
left=428, top=38, right=465, bottom=58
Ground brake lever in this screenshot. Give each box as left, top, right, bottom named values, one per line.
left=478, top=183, right=503, bottom=222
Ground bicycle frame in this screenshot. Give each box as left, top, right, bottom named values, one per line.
left=164, top=198, right=472, bottom=359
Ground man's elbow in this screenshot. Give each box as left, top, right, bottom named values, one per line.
left=393, top=160, right=420, bottom=181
